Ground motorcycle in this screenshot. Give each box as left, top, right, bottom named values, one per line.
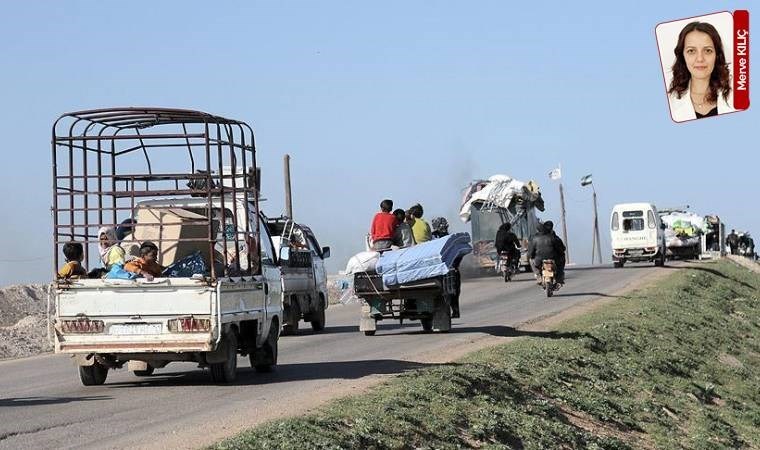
left=497, top=251, right=519, bottom=282
left=539, top=259, right=560, bottom=297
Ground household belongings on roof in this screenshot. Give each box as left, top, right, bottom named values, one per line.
left=459, top=174, right=545, bottom=222
left=660, top=211, right=708, bottom=248
left=343, top=233, right=472, bottom=287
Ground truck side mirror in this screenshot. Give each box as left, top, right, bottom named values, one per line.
left=279, top=247, right=290, bottom=263
left=322, top=246, right=331, bottom=258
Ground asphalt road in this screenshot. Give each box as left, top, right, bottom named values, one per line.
left=0, top=263, right=670, bottom=449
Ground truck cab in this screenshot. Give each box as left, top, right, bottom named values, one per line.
left=610, top=202, right=666, bottom=267
left=265, top=216, right=330, bottom=334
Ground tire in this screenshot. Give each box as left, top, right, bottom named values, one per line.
left=420, top=317, right=433, bottom=332
left=133, top=365, right=155, bottom=377
left=364, top=330, right=376, bottom=336
left=252, top=320, right=278, bottom=373
left=282, top=301, right=300, bottom=336
left=655, top=253, right=665, bottom=267
left=310, top=297, right=326, bottom=332
left=546, top=285, right=554, bottom=298
left=79, top=363, right=108, bottom=386
left=613, top=261, right=624, bottom=268
left=210, top=332, right=238, bottom=383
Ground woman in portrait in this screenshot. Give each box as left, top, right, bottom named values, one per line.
left=668, top=21, right=734, bottom=121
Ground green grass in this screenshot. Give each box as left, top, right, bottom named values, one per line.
left=215, top=261, right=760, bottom=450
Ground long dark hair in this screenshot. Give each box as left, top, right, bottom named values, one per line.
left=668, top=21, right=731, bottom=102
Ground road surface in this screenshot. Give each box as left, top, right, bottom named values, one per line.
left=0, top=264, right=671, bottom=449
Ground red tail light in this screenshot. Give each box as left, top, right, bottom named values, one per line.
left=168, top=317, right=211, bottom=333
left=60, top=319, right=105, bottom=334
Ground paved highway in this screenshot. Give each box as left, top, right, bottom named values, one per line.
left=0, top=264, right=670, bottom=449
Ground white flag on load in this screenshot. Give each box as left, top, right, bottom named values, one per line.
left=548, top=168, right=562, bottom=180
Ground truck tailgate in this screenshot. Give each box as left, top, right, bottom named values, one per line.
left=57, top=278, right=212, bottom=317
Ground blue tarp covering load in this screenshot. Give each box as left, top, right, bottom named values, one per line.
left=376, top=233, right=472, bottom=287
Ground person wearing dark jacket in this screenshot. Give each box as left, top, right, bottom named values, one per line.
left=726, top=229, right=740, bottom=255
left=495, top=222, right=521, bottom=265
left=528, top=221, right=566, bottom=283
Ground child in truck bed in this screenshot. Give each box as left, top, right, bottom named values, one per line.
left=125, top=241, right=164, bottom=281
left=58, top=241, right=87, bottom=279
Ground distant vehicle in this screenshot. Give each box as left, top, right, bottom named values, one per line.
left=265, top=216, right=330, bottom=335
left=658, top=209, right=706, bottom=260
left=610, top=202, right=666, bottom=267
left=51, top=108, right=280, bottom=386
left=461, top=175, right=544, bottom=274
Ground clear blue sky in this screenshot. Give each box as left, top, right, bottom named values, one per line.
left=0, top=1, right=756, bottom=285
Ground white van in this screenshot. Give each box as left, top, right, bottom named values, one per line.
left=610, top=203, right=666, bottom=268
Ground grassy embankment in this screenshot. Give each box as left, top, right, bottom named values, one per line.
left=217, top=261, right=760, bottom=449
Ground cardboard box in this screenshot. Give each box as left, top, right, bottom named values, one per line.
left=123, top=207, right=215, bottom=266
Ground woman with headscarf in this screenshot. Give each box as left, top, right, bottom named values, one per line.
left=98, top=226, right=125, bottom=270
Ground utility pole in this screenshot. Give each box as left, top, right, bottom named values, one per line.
left=558, top=164, right=570, bottom=264
left=283, top=154, right=293, bottom=219
left=592, top=186, right=602, bottom=264
left=549, top=165, right=570, bottom=264
left=581, top=174, right=602, bottom=264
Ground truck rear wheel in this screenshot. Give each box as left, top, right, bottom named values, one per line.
left=310, top=297, right=326, bottom=332
left=252, top=320, right=278, bottom=373
left=210, top=332, right=238, bottom=383
left=79, top=363, right=108, bottom=386
left=655, top=253, right=665, bottom=267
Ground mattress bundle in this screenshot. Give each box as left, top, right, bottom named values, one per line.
left=375, top=233, right=472, bottom=287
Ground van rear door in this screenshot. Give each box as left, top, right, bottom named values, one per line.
left=612, top=208, right=658, bottom=251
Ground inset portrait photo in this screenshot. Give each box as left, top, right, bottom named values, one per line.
left=656, top=11, right=750, bottom=123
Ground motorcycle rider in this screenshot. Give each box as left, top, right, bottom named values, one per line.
left=495, top=222, right=521, bottom=271
left=528, top=220, right=566, bottom=284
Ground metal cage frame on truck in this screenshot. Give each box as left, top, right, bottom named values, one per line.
left=52, top=107, right=260, bottom=281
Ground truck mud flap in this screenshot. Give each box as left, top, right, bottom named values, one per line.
left=359, top=304, right=377, bottom=332
left=432, top=297, right=451, bottom=332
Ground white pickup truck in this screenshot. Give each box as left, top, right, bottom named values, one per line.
left=51, top=108, right=283, bottom=385
left=265, top=216, right=330, bottom=334
left=53, top=198, right=283, bottom=385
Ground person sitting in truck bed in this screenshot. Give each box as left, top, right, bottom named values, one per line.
left=125, top=241, right=164, bottom=281
left=392, top=208, right=416, bottom=247
left=409, top=203, right=432, bottom=244
left=98, top=226, right=125, bottom=271
left=370, top=199, right=398, bottom=250
left=58, top=241, right=87, bottom=279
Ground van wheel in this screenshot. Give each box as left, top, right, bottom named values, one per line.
left=310, top=298, right=326, bottom=332
left=133, top=365, right=155, bottom=377
left=282, top=301, right=300, bottom=336
left=252, top=320, right=278, bottom=373
left=79, top=363, right=108, bottom=386
left=210, top=332, right=238, bottom=383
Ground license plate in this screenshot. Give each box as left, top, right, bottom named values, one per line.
left=110, top=323, right=162, bottom=335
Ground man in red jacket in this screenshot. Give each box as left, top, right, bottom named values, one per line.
left=370, top=199, right=398, bottom=250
